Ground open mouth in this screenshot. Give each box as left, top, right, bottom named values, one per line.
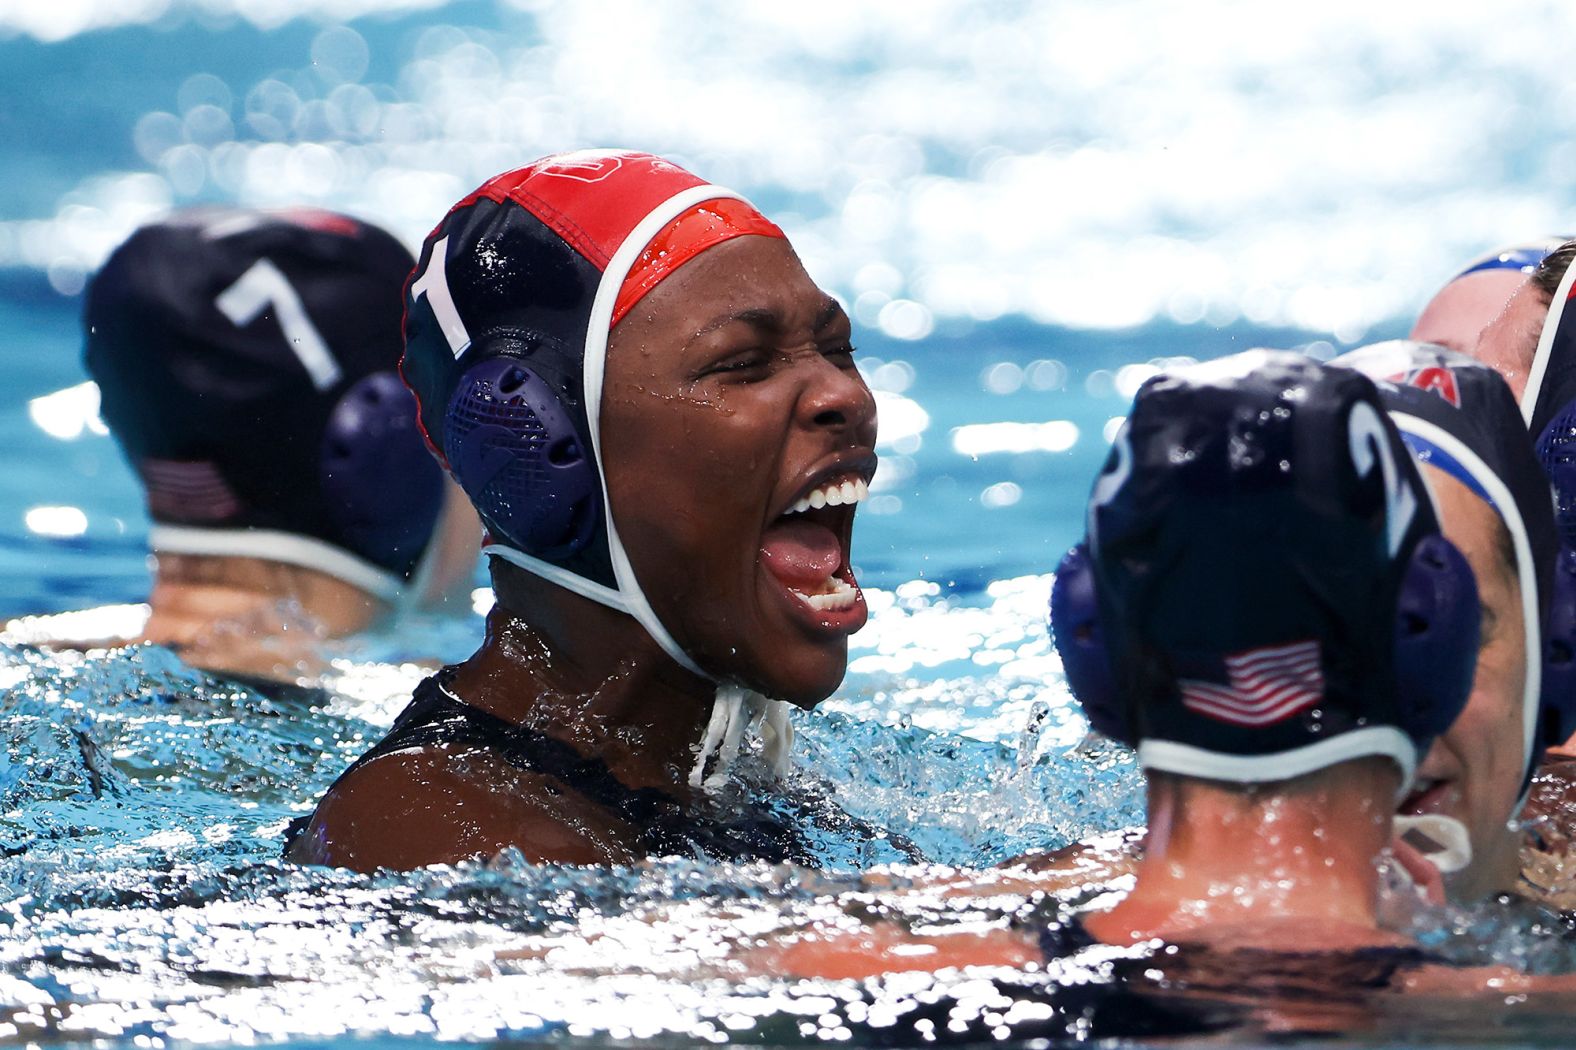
left=759, top=469, right=870, bottom=620
left=1399, top=777, right=1451, bottom=817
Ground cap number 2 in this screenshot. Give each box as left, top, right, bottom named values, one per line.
left=1348, top=400, right=1417, bottom=558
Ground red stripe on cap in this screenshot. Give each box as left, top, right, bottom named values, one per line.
left=452, top=150, right=710, bottom=270
left=611, top=199, right=785, bottom=327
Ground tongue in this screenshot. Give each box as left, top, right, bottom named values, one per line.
left=761, top=517, right=843, bottom=588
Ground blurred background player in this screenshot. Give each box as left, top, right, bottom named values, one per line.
left=1411, top=238, right=1566, bottom=358
left=7, top=207, right=481, bottom=689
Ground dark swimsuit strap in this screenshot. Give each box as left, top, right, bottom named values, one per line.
left=296, top=669, right=817, bottom=864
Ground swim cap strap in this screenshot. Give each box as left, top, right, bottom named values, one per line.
left=481, top=542, right=629, bottom=613
left=581, top=184, right=751, bottom=683
left=688, top=683, right=792, bottom=791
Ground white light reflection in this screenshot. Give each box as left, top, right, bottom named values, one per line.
left=979, top=481, right=1022, bottom=509
left=25, top=506, right=88, bottom=538
left=873, top=390, right=929, bottom=451
left=3, top=3, right=1569, bottom=335
left=951, top=420, right=1079, bottom=457
left=29, top=381, right=107, bottom=441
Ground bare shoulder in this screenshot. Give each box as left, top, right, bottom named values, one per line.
left=287, top=744, right=640, bottom=871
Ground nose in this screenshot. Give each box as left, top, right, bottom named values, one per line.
left=796, top=354, right=877, bottom=443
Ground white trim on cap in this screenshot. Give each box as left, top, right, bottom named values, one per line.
left=1391, top=413, right=1543, bottom=803
left=1520, top=258, right=1576, bottom=428
left=578, top=183, right=750, bottom=680
left=148, top=524, right=404, bottom=603
left=1139, top=727, right=1417, bottom=800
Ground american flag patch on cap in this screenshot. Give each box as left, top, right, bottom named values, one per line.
left=139, top=458, right=242, bottom=522
left=1177, top=640, right=1323, bottom=727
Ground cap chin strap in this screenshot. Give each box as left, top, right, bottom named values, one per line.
left=688, top=682, right=794, bottom=790
left=149, top=524, right=404, bottom=603
left=1393, top=813, right=1473, bottom=874
left=502, top=180, right=796, bottom=792
left=483, top=541, right=796, bottom=791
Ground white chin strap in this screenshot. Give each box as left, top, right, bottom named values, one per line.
left=481, top=541, right=797, bottom=792
left=477, top=181, right=799, bottom=793
left=688, top=682, right=795, bottom=791
left=1393, top=813, right=1474, bottom=875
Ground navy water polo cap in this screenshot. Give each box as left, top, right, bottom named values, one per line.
left=1336, top=340, right=1575, bottom=787
left=1450, top=238, right=1565, bottom=283
left=400, top=149, right=786, bottom=678
left=84, top=207, right=444, bottom=602
left=1051, top=350, right=1479, bottom=791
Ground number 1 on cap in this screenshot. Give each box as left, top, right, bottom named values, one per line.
left=216, top=259, right=341, bottom=391
left=409, top=236, right=471, bottom=359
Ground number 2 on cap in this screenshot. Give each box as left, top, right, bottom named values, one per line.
left=409, top=236, right=471, bottom=359
left=1347, top=400, right=1417, bottom=558
left=215, top=259, right=341, bottom=391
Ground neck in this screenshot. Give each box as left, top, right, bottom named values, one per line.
left=1086, top=762, right=1399, bottom=949
left=449, top=568, right=716, bottom=793
left=142, top=553, right=385, bottom=683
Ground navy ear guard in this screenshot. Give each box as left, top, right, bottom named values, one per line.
left=443, top=355, right=601, bottom=557
left=320, top=371, right=445, bottom=576
left=1529, top=409, right=1576, bottom=750
left=1051, top=530, right=1480, bottom=751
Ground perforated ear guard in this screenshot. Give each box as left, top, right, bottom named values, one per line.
left=1050, top=530, right=1480, bottom=751
left=1050, top=543, right=1126, bottom=743
left=1531, top=410, right=1576, bottom=749
left=443, top=356, right=601, bottom=557
left=1393, top=533, right=1481, bottom=741
left=320, top=371, right=444, bottom=577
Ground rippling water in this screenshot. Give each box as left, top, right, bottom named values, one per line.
left=10, top=2, right=1576, bottom=1045
left=0, top=578, right=1157, bottom=1045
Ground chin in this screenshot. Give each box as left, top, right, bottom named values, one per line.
left=737, top=642, right=848, bottom=708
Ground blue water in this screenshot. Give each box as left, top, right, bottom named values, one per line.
left=7, top=2, right=1576, bottom=1046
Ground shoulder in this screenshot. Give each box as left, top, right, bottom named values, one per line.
left=287, top=744, right=640, bottom=871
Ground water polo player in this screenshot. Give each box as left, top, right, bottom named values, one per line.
left=1016, top=343, right=1573, bottom=904
left=750, top=352, right=1487, bottom=977
left=1335, top=340, right=1576, bottom=900
left=15, top=208, right=480, bottom=687
left=1411, top=238, right=1566, bottom=356
left=290, top=151, right=881, bottom=870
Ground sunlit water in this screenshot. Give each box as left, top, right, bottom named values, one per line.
left=10, top=2, right=1576, bottom=1045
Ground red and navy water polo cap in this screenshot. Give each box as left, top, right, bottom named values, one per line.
left=400, top=150, right=785, bottom=677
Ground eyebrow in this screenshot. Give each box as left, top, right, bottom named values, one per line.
left=685, top=297, right=847, bottom=347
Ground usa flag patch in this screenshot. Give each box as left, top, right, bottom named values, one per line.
left=1178, top=640, right=1323, bottom=727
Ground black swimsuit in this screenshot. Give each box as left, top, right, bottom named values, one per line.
left=289, top=669, right=916, bottom=865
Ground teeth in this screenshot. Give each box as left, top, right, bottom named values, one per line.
left=785, top=476, right=870, bottom=516
left=790, top=576, right=859, bottom=611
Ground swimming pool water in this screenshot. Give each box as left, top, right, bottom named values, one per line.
left=11, top=283, right=1576, bottom=1046
left=11, top=2, right=1576, bottom=1044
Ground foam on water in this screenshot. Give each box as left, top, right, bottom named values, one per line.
left=6, top=581, right=1576, bottom=1046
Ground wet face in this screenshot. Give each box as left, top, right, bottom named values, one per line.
left=600, top=235, right=877, bottom=705
left=1473, top=280, right=1552, bottom=401
left=1402, top=467, right=1528, bottom=897
left=1410, top=270, right=1528, bottom=355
